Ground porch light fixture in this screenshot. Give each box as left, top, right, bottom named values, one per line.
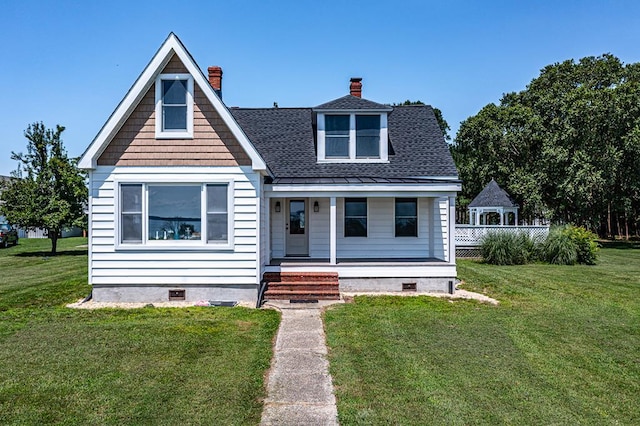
left=275, top=201, right=281, bottom=213
left=313, top=201, right=319, bottom=212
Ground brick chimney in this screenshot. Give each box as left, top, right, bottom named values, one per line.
left=208, top=66, right=223, bottom=98
left=350, top=77, right=362, bottom=98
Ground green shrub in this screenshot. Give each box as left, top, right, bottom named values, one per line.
left=480, top=231, right=536, bottom=265
left=540, top=225, right=599, bottom=265
left=540, top=227, right=578, bottom=265
left=564, top=225, right=600, bottom=265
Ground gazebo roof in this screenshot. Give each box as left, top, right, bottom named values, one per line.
left=468, top=179, right=518, bottom=208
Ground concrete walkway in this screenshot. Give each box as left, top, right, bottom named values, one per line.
left=261, top=301, right=341, bottom=426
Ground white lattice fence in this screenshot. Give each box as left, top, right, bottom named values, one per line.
left=455, top=225, right=550, bottom=247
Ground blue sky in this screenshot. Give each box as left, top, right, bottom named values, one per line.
left=1, top=0, right=639, bottom=176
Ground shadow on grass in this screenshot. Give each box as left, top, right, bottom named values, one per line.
left=15, top=250, right=87, bottom=258
left=598, top=240, right=640, bottom=250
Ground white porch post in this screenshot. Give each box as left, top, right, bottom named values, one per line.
left=499, top=208, right=504, bottom=226
left=448, top=196, right=456, bottom=264
left=330, top=196, right=337, bottom=265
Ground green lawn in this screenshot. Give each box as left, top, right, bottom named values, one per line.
left=324, top=243, right=640, bottom=425
left=0, top=238, right=280, bottom=425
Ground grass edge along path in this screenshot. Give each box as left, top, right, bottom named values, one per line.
left=0, top=238, right=280, bottom=425
left=324, top=245, right=640, bottom=425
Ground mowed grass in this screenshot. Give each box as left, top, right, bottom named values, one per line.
left=324, top=242, right=640, bottom=425
left=0, top=238, right=280, bottom=425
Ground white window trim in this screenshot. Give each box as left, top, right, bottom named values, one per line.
left=317, top=113, right=389, bottom=163
left=155, top=73, right=194, bottom=139
left=114, top=179, right=234, bottom=251
left=394, top=197, right=419, bottom=238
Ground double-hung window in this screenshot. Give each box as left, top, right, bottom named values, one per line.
left=155, top=74, right=194, bottom=138
left=118, top=182, right=232, bottom=248
left=395, top=198, right=418, bottom=237
left=120, top=184, right=143, bottom=243
left=344, top=198, right=367, bottom=237
left=319, top=113, right=387, bottom=162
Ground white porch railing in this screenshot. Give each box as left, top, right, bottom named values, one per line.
left=455, top=225, right=550, bottom=247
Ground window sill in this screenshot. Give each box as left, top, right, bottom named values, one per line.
left=155, top=131, right=194, bottom=139
left=317, top=159, right=389, bottom=164
left=115, top=242, right=234, bottom=251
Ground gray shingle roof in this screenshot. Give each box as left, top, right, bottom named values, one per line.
left=230, top=105, right=458, bottom=180
left=314, top=95, right=392, bottom=110
left=468, top=179, right=518, bottom=207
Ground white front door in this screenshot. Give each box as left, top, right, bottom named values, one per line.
left=286, top=199, right=309, bottom=256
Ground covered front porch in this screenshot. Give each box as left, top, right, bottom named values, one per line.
left=260, top=182, right=458, bottom=293
left=265, top=195, right=455, bottom=262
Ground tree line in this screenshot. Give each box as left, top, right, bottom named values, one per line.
left=451, top=54, right=640, bottom=238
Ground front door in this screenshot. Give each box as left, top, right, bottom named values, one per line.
left=286, top=199, right=309, bottom=256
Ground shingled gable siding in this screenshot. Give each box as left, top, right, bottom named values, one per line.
left=88, top=166, right=261, bottom=302
left=97, top=55, right=251, bottom=167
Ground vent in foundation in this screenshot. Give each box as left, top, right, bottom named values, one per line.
left=169, top=289, right=186, bottom=301
left=402, top=282, right=417, bottom=292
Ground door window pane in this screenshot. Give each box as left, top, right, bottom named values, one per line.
left=289, top=200, right=305, bottom=234
left=356, top=115, right=380, bottom=158
left=345, top=198, right=367, bottom=237
left=148, top=185, right=201, bottom=241
left=395, top=198, right=417, bottom=237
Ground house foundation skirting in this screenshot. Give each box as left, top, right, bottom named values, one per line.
left=339, top=277, right=456, bottom=293
left=91, top=284, right=258, bottom=304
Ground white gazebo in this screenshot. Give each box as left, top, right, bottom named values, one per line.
left=468, top=179, right=518, bottom=226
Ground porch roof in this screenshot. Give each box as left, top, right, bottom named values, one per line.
left=270, top=176, right=461, bottom=185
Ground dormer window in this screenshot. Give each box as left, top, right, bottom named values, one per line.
left=155, top=73, right=194, bottom=139
left=318, top=112, right=388, bottom=162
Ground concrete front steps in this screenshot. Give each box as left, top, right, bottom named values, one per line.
left=262, top=272, right=340, bottom=301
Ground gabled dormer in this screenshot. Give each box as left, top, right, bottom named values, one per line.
left=313, top=78, right=393, bottom=163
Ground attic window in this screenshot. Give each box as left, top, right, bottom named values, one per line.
left=155, top=73, right=194, bottom=139
left=317, top=113, right=388, bottom=162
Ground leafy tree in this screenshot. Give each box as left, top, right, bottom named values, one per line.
left=1, top=123, right=87, bottom=254
left=452, top=54, right=640, bottom=237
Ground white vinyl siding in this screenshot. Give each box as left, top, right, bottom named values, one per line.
left=270, top=198, right=285, bottom=258
left=88, top=166, right=260, bottom=287
left=268, top=197, right=444, bottom=260
left=336, top=198, right=433, bottom=259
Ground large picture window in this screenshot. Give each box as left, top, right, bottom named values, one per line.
left=345, top=198, right=367, bottom=237
left=395, top=198, right=417, bottom=237
left=118, top=182, right=230, bottom=247
left=148, top=185, right=201, bottom=241
left=155, top=74, right=194, bottom=138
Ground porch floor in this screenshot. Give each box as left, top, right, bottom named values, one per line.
left=269, top=257, right=446, bottom=266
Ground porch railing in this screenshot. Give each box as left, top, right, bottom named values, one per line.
left=455, top=225, right=550, bottom=247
